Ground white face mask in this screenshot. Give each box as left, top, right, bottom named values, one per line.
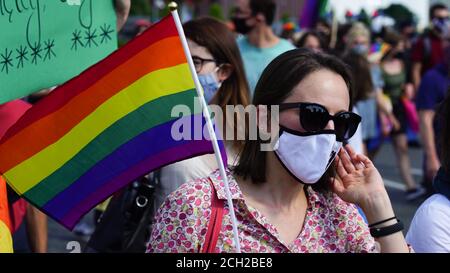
left=273, top=127, right=342, bottom=184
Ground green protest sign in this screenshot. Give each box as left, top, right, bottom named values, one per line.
left=0, top=0, right=118, bottom=104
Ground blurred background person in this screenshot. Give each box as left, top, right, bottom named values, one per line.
left=134, top=19, right=152, bottom=36
left=152, top=16, right=251, bottom=223
left=380, top=31, right=425, bottom=200
left=0, top=175, right=12, bottom=253
left=344, top=22, right=403, bottom=161
left=411, top=3, right=449, bottom=90
left=406, top=90, right=450, bottom=252
left=416, top=32, right=450, bottom=195
left=0, top=100, right=47, bottom=253
left=295, top=30, right=327, bottom=53
left=315, top=18, right=332, bottom=48
left=343, top=52, right=377, bottom=156
left=231, top=0, right=295, bottom=96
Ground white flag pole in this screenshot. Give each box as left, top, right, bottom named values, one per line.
left=169, top=3, right=241, bottom=253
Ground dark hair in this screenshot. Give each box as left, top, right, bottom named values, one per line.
left=316, top=18, right=331, bottom=30
left=233, top=49, right=354, bottom=192
left=440, top=88, right=450, bottom=173
left=184, top=17, right=250, bottom=151
left=295, top=30, right=327, bottom=50
left=430, top=3, right=448, bottom=19
left=342, top=52, right=374, bottom=102
left=250, top=0, right=276, bottom=25
left=383, top=29, right=403, bottom=47
left=380, top=30, right=404, bottom=62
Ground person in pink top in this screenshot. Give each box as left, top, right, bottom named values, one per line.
left=147, top=49, right=412, bottom=253
left=0, top=100, right=49, bottom=253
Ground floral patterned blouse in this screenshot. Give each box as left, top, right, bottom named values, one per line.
left=146, top=169, right=376, bottom=253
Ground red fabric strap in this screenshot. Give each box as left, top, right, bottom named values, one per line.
left=201, top=178, right=224, bottom=253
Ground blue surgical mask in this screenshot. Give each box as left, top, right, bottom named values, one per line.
left=198, top=71, right=221, bottom=103
left=433, top=17, right=450, bottom=35
left=351, top=44, right=369, bottom=55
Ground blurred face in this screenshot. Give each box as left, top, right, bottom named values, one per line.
left=187, top=39, right=232, bottom=103
left=234, top=0, right=251, bottom=18
left=387, top=41, right=405, bottom=56
left=432, top=8, right=450, bottom=37
left=396, top=40, right=405, bottom=52
left=232, top=0, right=257, bottom=34
left=402, top=25, right=416, bottom=37
left=432, top=8, right=449, bottom=21
left=279, top=69, right=350, bottom=132
left=316, top=22, right=331, bottom=36
left=352, top=35, right=369, bottom=48
left=350, top=35, right=370, bottom=55
left=304, top=35, right=322, bottom=53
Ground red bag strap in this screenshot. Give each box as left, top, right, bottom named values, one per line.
left=201, top=178, right=224, bottom=253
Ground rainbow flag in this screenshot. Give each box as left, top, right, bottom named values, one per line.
left=368, top=42, right=391, bottom=63
left=299, top=0, right=329, bottom=29
left=0, top=14, right=221, bottom=229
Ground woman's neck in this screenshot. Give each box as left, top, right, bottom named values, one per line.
left=238, top=152, right=305, bottom=209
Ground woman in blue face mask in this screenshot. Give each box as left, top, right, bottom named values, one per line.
left=150, top=17, right=250, bottom=222
left=148, top=49, right=412, bottom=253
left=189, top=42, right=225, bottom=104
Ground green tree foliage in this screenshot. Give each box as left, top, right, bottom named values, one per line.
left=358, top=9, right=371, bottom=27
left=383, top=4, right=416, bottom=28
left=130, top=0, right=152, bottom=16
left=209, top=3, right=224, bottom=20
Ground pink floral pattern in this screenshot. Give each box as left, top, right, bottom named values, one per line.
left=146, top=169, right=376, bottom=253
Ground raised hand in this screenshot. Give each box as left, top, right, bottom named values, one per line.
left=331, top=144, right=387, bottom=207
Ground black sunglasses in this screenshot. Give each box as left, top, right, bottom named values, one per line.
left=279, top=102, right=361, bottom=142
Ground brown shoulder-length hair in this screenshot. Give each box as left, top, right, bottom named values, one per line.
left=342, top=52, right=374, bottom=102
left=183, top=17, right=250, bottom=151
left=233, top=49, right=354, bottom=192
left=440, top=88, right=450, bottom=173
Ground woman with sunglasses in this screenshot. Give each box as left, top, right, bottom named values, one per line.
left=147, top=49, right=411, bottom=253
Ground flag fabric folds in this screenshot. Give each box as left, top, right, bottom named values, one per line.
left=0, top=14, right=220, bottom=230
left=299, top=0, right=330, bottom=29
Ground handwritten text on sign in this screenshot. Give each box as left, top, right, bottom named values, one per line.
left=0, top=0, right=117, bottom=104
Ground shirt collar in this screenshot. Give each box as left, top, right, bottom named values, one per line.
left=305, top=186, right=327, bottom=208
left=208, top=169, right=245, bottom=200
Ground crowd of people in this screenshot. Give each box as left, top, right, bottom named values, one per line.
left=1, top=0, right=449, bottom=253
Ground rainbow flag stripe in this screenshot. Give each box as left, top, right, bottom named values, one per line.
left=0, top=14, right=217, bottom=229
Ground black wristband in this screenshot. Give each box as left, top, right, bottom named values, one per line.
left=368, top=216, right=397, bottom=228
left=370, top=220, right=404, bottom=238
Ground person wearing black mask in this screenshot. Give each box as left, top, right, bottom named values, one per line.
left=231, top=0, right=295, bottom=96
